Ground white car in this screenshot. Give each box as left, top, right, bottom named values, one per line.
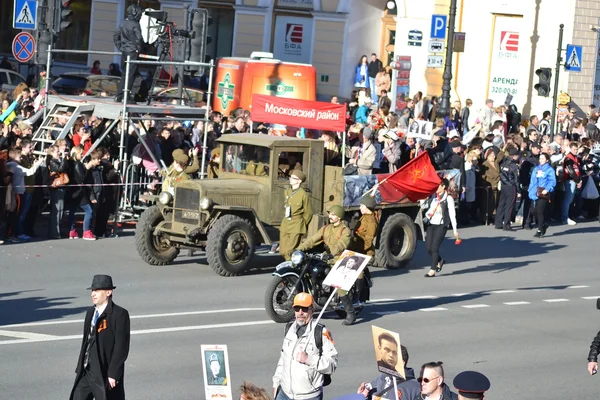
left=0, top=68, right=27, bottom=92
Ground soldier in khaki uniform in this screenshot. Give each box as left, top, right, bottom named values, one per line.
left=296, top=205, right=351, bottom=261
left=279, top=170, right=313, bottom=260
left=161, top=152, right=191, bottom=194
left=296, top=205, right=356, bottom=326
left=350, top=196, right=379, bottom=305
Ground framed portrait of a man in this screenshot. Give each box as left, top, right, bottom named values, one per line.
left=201, top=345, right=233, bottom=400
left=371, top=326, right=405, bottom=379
left=323, top=250, right=371, bottom=291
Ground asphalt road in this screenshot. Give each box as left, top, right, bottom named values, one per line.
left=1, top=221, right=600, bottom=399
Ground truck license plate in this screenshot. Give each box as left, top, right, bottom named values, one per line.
left=182, top=210, right=200, bottom=220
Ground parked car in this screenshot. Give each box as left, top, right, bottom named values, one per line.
left=0, top=68, right=27, bottom=92
left=52, top=73, right=120, bottom=96
left=154, top=87, right=206, bottom=107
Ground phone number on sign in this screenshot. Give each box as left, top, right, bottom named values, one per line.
left=490, top=86, right=517, bottom=95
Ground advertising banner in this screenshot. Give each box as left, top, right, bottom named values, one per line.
left=487, top=16, right=524, bottom=106
left=273, top=15, right=313, bottom=64
left=251, top=94, right=346, bottom=131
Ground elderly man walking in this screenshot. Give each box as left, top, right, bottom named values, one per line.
left=273, top=293, right=338, bottom=400
left=69, top=275, right=130, bottom=400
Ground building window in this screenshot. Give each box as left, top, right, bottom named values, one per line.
left=276, top=0, right=314, bottom=10
left=55, top=0, right=92, bottom=64
left=0, top=2, right=19, bottom=55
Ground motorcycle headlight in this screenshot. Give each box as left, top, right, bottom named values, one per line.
left=200, top=197, right=213, bottom=210
left=290, top=250, right=305, bottom=266
left=158, top=191, right=173, bottom=205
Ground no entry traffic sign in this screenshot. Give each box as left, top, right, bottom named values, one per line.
left=12, top=32, right=35, bottom=63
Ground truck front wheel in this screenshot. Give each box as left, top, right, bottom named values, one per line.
left=135, top=206, right=180, bottom=265
left=376, top=213, right=417, bottom=269
left=206, top=215, right=256, bottom=277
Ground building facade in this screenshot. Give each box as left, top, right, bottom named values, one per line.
left=1, top=0, right=599, bottom=117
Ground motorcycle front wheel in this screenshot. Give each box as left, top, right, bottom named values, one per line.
left=264, top=275, right=299, bottom=323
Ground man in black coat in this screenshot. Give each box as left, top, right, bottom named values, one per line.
left=70, top=275, right=131, bottom=400
left=114, top=5, right=143, bottom=102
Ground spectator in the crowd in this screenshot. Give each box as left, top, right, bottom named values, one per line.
left=90, top=60, right=102, bottom=75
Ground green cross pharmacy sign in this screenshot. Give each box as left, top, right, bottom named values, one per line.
left=217, top=73, right=235, bottom=109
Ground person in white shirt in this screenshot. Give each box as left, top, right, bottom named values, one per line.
left=423, top=179, right=459, bottom=278
left=5, top=147, right=43, bottom=241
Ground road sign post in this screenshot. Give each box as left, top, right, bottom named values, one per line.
left=13, top=0, right=38, bottom=30
left=12, top=32, right=36, bottom=63
left=430, top=14, right=447, bottom=40
left=551, top=24, right=564, bottom=140
left=565, top=44, right=582, bottom=72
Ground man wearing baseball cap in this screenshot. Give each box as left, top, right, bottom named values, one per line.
left=273, top=293, right=338, bottom=400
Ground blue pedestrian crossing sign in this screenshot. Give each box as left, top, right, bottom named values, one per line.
left=565, top=44, right=582, bottom=72
left=13, top=0, right=37, bottom=30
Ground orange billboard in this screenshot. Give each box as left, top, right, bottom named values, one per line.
left=213, top=59, right=245, bottom=116
left=212, top=57, right=316, bottom=116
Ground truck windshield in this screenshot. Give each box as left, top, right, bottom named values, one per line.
left=223, top=143, right=271, bottom=177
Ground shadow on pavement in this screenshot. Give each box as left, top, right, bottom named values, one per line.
left=548, top=226, right=600, bottom=237
left=340, top=291, right=492, bottom=325
left=449, top=260, right=534, bottom=276
left=0, top=291, right=88, bottom=326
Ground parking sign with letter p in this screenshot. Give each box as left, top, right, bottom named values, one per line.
left=430, top=14, right=447, bottom=40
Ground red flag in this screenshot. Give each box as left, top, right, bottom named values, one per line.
left=378, top=152, right=441, bottom=202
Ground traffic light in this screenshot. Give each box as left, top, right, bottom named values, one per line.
left=534, top=67, right=552, bottom=97
left=188, top=8, right=212, bottom=73
left=36, top=30, right=53, bottom=65
left=59, top=0, right=73, bottom=32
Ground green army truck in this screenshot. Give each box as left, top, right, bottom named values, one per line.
left=134, top=134, right=424, bottom=276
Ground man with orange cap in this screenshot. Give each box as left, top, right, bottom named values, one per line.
left=273, top=293, right=338, bottom=400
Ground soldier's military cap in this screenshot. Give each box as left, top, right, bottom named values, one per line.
left=327, top=205, right=345, bottom=219
left=360, top=196, right=377, bottom=210
left=453, top=371, right=490, bottom=399
left=291, top=169, right=306, bottom=182
left=209, top=353, right=219, bottom=363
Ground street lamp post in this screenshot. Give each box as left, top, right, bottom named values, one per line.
left=437, top=0, right=457, bottom=118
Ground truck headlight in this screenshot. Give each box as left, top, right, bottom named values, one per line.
left=158, top=191, right=173, bottom=205
left=290, top=250, right=305, bottom=266
left=200, top=197, right=213, bottom=210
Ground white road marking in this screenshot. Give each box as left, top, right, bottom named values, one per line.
left=582, top=296, right=600, bottom=300
left=504, top=301, right=531, bottom=306
left=419, top=307, right=448, bottom=312
left=369, top=298, right=397, bottom=303
left=532, top=289, right=548, bottom=291
left=451, top=293, right=471, bottom=297
left=0, top=320, right=276, bottom=346
left=410, top=295, right=438, bottom=299
left=0, top=307, right=266, bottom=329
left=567, top=285, right=589, bottom=289
left=0, top=330, right=58, bottom=340
left=543, top=298, right=570, bottom=303
left=461, top=304, right=490, bottom=309
left=489, top=290, right=516, bottom=294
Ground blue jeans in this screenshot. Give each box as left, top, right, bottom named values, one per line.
left=561, top=180, right=577, bottom=223
left=68, top=203, right=93, bottom=232
left=369, top=77, right=377, bottom=102
left=16, top=192, right=32, bottom=236
left=275, top=389, right=323, bottom=400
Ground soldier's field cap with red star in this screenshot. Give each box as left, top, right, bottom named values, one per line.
left=453, top=371, right=490, bottom=399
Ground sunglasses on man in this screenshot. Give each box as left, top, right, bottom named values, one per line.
left=417, top=376, right=440, bottom=384
left=293, top=306, right=310, bottom=313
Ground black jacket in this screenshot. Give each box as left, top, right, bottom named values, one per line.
left=428, top=138, right=453, bottom=170
left=113, top=6, right=143, bottom=53
left=519, top=153, right=539, bottom=187
left=70, top=299, right=130, bottom=400
left=500, top=157, right=519, bottom=187
left=589, top=330, right=600, bottom=362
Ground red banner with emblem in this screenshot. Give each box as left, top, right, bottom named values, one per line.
left=251, top=94, right=346, bottom=132
left=377, top=152, right=441, bottom=203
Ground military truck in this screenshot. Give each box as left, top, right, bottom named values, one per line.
left=135, top=134, right=425, bottom=277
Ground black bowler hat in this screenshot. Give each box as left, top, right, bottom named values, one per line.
left=453, top=370, right=490, bottom=399
left=87, top=275, right=116, bottom=290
